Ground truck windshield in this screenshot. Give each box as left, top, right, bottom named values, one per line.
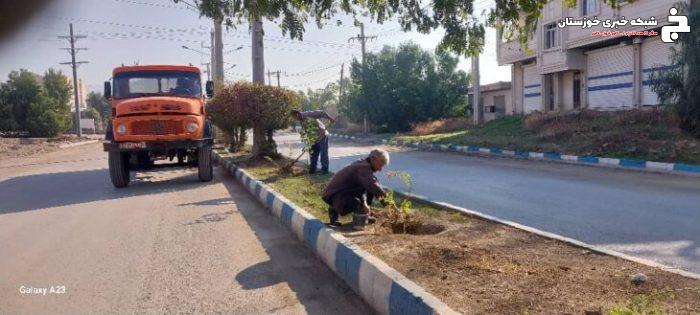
left=113, top=70, right=201, bottom=99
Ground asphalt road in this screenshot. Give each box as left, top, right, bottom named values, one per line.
left=276, top=133, right=700, bottom=275
left=0, top=143, right=370, bottom=314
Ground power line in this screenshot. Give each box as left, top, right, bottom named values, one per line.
left=348, top=22, right=376, bottom=134
left=47, top=15, right=207, bottom=33
left=286, top=72, right=340, bottom=88
left=111, top=0, right=198, bottom=12
left=225, top=32, right=359, bottom=50
left=284, top=62, right=347, bottom=77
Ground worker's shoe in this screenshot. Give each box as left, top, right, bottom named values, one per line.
left=328, top=220, right=343, bottom=227
left=367, top=216, right=377, bottom=224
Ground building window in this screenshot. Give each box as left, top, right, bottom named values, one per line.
left=582, top=0, right=598, bottom=16
left=544, top=23, right=558, bottom=49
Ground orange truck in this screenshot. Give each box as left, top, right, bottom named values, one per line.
left=102, top=65, right=216, bottom=188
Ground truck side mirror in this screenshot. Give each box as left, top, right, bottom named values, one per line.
left=104, top=81, right=112, bottom=99
left=205, top=80, right=214, bottom=98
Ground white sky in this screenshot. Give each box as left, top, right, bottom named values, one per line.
left=0, top=0, right=510, bottom=93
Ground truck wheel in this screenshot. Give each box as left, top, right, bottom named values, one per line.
left=198, top=145, right=213, bottom=182
left=108, top=151, right=130, bottom=188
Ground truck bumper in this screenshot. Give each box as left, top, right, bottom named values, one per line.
left=103, top=138, right=213, bottom=152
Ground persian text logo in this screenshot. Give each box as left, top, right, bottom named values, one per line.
left=661, top=8, right=690, bottom=43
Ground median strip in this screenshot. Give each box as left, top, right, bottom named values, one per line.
left=214, top=149, right=700, bottom=314
left=213, top=150, right=458, bottom=315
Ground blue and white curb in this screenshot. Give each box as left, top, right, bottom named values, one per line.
left=330, top=133, right=700, bottom=176
left=213, top=152, right=458, bottom=315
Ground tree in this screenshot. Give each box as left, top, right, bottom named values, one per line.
left=207, top=83, right=252, bottom=152
left=208, top=82, right=300, bottom=155
left=0, top=82, right=12, bottom=133
left=86, top=91, right=111, bottom=130
left=0, top=69, right=72, bottom=137
left=41, top=68, right=72, bottom=133
left=298, top=83, right=338, bottom=112
left=24, top=94, right=68, bottom=137
left=184, top=0, right=629, bottom=148
left=651, top=8, right=700, bottom=137
left=182, top=0, right=630, bottom=57
left=342, top=43, right=468, bottom=132
left=2, top=69, right=43, bottom=132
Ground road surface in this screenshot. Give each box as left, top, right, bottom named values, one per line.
left=0, top=143, right=370, bottom=314
left=276, top=132, right=700, bottom=275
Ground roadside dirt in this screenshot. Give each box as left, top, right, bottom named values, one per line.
left=0, top=136, right=94, bottom=160
left=351, top=216, right=700, bottom=314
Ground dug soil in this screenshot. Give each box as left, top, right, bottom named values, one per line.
left=218, top=150, right=700, bottom=314
left=351, top=217, right=700, bottom=314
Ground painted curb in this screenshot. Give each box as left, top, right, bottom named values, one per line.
left=212, top=152, right=458, bottom=315
left=329, top=133, right=700, bottom=176
left=385, top=189, right=700, bottom=281
left=58, top=140, right=100, bottom=149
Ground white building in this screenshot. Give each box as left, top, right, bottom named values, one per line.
left=468, top=81, right=513, bottom=122
left=67, top=77, right=87, bottom=113
left=497, top=0, right=687, bottom=114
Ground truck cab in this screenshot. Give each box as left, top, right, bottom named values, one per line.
left=103, top=65, right=215, bottom=188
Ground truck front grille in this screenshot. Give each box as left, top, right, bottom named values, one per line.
left=130, top=120, right=184, bottom=136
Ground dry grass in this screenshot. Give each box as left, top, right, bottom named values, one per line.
left=411, top=117, right=472, bottom=136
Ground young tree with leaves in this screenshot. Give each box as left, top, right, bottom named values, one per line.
left=651, top=8, right=700, bottom=137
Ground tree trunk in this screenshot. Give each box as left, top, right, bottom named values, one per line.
left=250, top=4, right=266, bottom=156
left=252, top=124, right=269, bottom=156
left=266, top=128, right=277, bottom=155
left=229, top=127, right=238, bottom=152
left=238, top=128, right=247, bottom=151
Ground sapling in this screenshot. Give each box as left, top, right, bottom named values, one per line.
left=380, top=171, right=423, bottom=234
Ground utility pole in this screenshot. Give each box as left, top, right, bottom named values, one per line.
left=348, top=23, right=376, bottom=134
left=251, top=1, right=265, bottom=85
left=265, top=70, right=281, bottom=87
left=471, top=54, right=481, bottom=125
left=213, top=19, right=224, bottom=82
left=201, top=62, right=211, bottom=81
left=59, top=23, right=88, bottom=137
left=197, top=39, right=212, bottom=81
left=209, top=30, right=216, bottom=79
left=339, top=63, right=345, bottom=106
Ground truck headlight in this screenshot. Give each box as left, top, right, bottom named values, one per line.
left=186, top=122, right=199, bottom=133
left=116, top=124, right=127, bottom=134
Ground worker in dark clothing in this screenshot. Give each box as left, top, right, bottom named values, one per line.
left=291, top=109, right=335, bottom=174
left=322, top=149, right=390, bottom=228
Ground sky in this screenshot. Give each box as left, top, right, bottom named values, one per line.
left=0, top=0, right=510, bottom=93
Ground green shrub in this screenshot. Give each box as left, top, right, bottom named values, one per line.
left=208, top=82, right=300, bottom=155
